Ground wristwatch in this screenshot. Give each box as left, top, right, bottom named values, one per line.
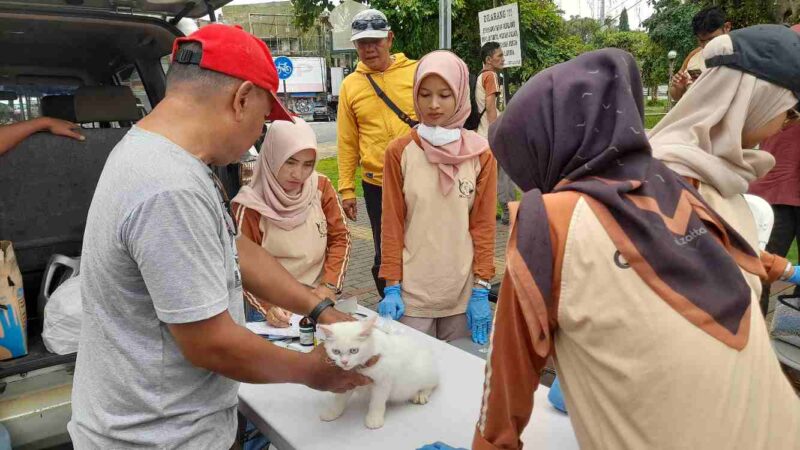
left=473, top=278, right=492, bottom=290
left=309, top=298, right=335, bottom=324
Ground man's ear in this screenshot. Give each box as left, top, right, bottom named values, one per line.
left=386, top=31, right=395, bottom=48
left=723, top=22, right=732, bottom=33
left=232, top=80, right=256, bottom=122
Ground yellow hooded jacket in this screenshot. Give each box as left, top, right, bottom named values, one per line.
left=336, top=53, right=418, bottom=199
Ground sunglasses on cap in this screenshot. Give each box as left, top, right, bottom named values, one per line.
left=352, top=18, right=389, bottom=31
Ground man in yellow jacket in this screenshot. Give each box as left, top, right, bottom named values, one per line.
left=336, top=9, right=418, bottom=296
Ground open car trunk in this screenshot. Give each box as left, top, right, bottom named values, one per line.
left=0, top=5, right=240, bottom=447
left=0, top=0, right=232, bottom=19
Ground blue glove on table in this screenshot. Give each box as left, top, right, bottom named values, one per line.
left=787, top=266, right=800, bottom=285
left=378, top=284, right=405, bottom=320
left=466, top=287, right=492, bottom=345
left=417, top=442, right=466, bottom=450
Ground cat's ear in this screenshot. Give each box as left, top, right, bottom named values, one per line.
left=318, top=324, right=334, bottom=339
left=359, top=316, right=378, bottom=338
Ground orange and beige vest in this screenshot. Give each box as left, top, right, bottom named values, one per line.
left=400, top=140, right=480, bottom=317
left=552, top=194, right=799, bottom=449
left=258, top=192, right=328, bottom=288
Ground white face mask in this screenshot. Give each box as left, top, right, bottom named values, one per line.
left=417, top=124, right=461, bottom=146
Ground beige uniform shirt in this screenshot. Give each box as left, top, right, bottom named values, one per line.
left=380, top=132, right=497, bottom=318
left=474, top=192, right=800, bottom=449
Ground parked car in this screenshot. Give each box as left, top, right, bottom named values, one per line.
left=0, top=2, right=237, bottom=448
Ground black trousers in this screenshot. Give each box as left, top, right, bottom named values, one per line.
left=363, top=180, right=386, bottom=298
left=761, top=204, right=800, bottom=314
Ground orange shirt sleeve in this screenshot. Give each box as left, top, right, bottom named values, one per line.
left=379, top=133, right=414, bottom=282
left=232, top=202, right=271, bottom=315
left=473, top=193, right=578, bottom=450
left=470, top=151, right=498, bottom=281
left=761, top=251, right=790, bottom=284
left=318, top=175, right=351, bottom=291
left=482, top=72, right=500, bottom=97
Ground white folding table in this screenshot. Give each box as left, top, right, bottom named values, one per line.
left=238, top=307, right=578, bottom=449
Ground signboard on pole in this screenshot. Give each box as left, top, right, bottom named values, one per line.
left=275, top=57, right=327, bottom=94
left=478, top=3, right=522, bottom=68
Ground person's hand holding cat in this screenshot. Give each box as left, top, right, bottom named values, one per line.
left=378, top=284, right=405, bottom=320
left=302, top=345, right=376, bottom=393
left=466, top=287, right=491, bottom=344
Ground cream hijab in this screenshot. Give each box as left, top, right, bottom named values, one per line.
left=232, top=118, right=319, bottom=230
left=649, top=35, right=797, bottom=197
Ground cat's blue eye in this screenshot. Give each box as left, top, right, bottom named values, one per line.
left=349, top=348, right=359, bottom=354
left=333, top=349, right=341, bottom=355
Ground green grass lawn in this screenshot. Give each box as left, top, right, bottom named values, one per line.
left=317, top=157, right=363, bottom=198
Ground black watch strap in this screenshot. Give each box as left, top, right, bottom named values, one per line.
left=309, top=298, right=335, bottom=324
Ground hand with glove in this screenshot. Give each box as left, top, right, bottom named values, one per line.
left=466, top=287, right=492, bottom=345
left=378, top=284, right=405, bottom=320
left=416, top=443, right=466, bottom=450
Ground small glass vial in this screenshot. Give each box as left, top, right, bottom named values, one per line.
left=299, top=316, right=315, bottom=347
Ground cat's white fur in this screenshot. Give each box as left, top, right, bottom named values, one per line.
left=317, top=317, right=438, bottom=429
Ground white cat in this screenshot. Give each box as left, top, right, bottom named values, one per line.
left=317, top=317, right=439, bottom=429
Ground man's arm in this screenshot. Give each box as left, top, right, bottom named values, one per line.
left=168, top=311, right=370, bottom=391
left=669, top=51, right=695, bottom=102
left=483, top=73, right=501, bottom=125
left=336, top=82, right=361, bottom=220
left=237, top=236, right=351, bottom=324
left=0, top=117, right=84, bottom=156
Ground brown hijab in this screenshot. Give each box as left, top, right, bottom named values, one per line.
left=490, top=49, right=764, bottom=352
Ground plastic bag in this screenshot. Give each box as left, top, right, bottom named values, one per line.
left=42, top=276, right=82, bottom=355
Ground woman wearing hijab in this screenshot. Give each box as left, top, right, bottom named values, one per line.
left=649, top=25, right=800, bottom=291
left=232, top=118, right=350, bottom=327
left=378, top=51, right=497, bottom=344
left=420, top=48, right=799, bottom=450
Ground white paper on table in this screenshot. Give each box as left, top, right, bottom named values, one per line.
left=245, top=314, right=302, bottom=338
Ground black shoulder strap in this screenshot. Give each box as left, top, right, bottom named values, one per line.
left=365, top=74, right=419, bottom=128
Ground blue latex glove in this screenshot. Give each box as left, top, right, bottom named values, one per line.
left=378, top=284, right=405, bottom=320
left=466, top=287, right=492, bottom=345
left=417, top=443, right=466, bottom=450
left=787, top=266, right=800, bottom=285
left=548, top=376, right=568, bottom=413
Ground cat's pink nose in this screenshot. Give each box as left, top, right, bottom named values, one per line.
left=341, top=359, right=349, bottom=366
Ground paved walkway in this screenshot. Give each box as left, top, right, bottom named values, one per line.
left=341, top=198, right=509, bottom=309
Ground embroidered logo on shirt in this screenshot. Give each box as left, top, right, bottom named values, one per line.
left=458, top=179, right=476, bottom=198
left=316, top=220, right=328, bottom=238
left=613, top=251, right=631, bottom=269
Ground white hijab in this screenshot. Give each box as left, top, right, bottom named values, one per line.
left=648, top=35, right=797, bottom=197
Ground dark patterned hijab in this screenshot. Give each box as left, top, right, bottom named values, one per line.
left=490, top=49, right=764, bottom=350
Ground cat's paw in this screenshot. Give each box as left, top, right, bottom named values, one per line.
left=364, top=412, right=385, bottom=429
left=320, top=407, right=345, bottom=422
left=412, top=390, right=430, bottom=405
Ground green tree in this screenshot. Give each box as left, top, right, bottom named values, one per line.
left=700, top=0, right=776, bottom=28
left=619, top=7, right=630, bottom=31
left=293, top=0, right=580, bottom=94
left=643, top=0, right=701, bottom=69
left=565, top=15, right=602, bottom=44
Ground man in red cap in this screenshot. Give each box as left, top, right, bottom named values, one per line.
left=69, top=24, right=370, bottom=448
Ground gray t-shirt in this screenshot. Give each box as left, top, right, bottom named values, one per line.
left=68, top=127, right=245, bottom=449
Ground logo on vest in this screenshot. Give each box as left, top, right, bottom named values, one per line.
left=458, top=179, right=476, bottom=198
left=674, top=227, right=707, bottom=246
left=613, top=251, right=631, bottom=269
left=316, top=220, right=328, bottom=238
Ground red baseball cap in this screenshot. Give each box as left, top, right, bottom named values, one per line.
left=172, top=24, right=293, bottom=122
